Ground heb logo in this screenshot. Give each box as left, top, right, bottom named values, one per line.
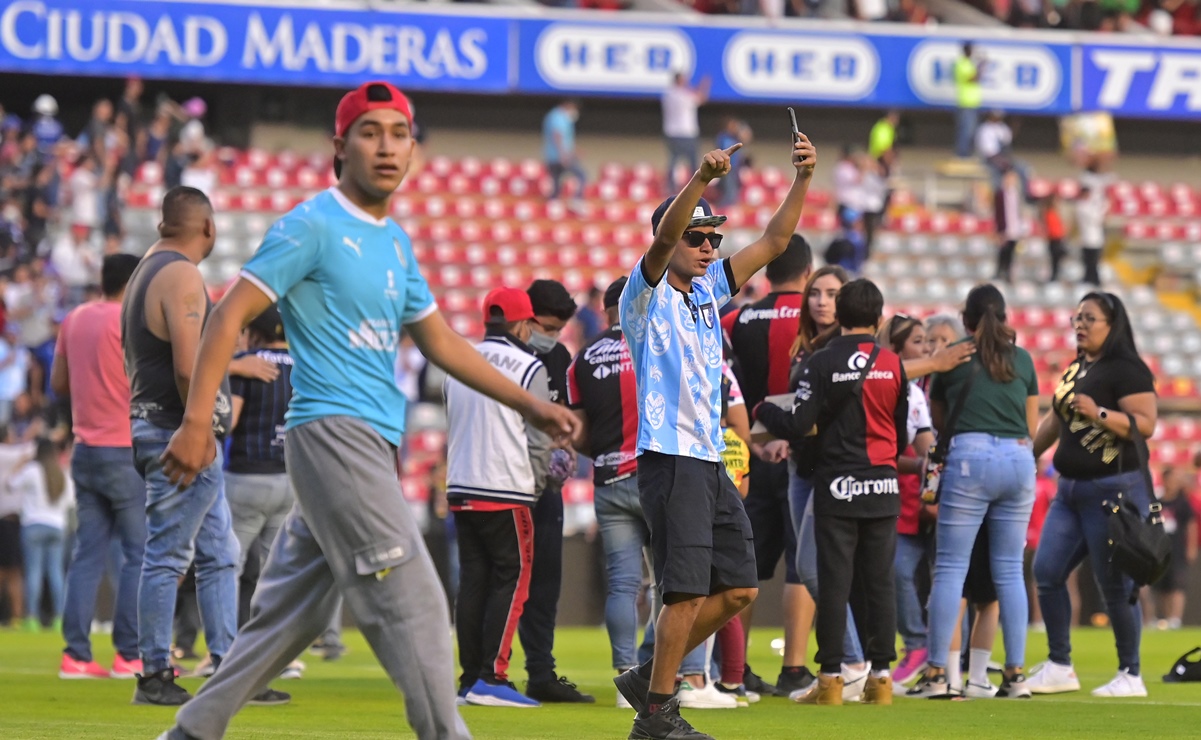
left=1088, top=49, right=1201, bottom=113
left=723, top=33, right=878, bottom=100
left=534, top=24, right=693, bottom=92
left=908, top=41, right=1062, bottom=110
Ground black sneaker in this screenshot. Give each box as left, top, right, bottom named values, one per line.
left=629, top=697, right=715, bottom=740
left=133, top=668, right=192, bottom=706
left=744, top=664, right=782, bottom=697
left=248, top=687, right=292, bottom=706
left=906, top=672, right=951, bottom=699
left=615, top=668, right=651, bottom=714
left=526, top=675, right=596, bottom=703
left=997, top=673, right=1032, bottom=699
left=774, top=667, right=815, bottom=697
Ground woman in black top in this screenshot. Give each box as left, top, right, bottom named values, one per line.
left=1030, top=292, right=1158, bottom=698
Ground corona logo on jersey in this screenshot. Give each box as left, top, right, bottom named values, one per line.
left=534, top=23, right=694, bottom=92
left=908, top=40, right=1063, bottom=110
left=723, top=32, right=879, bottom=101
left=829, top=475, right=900, bottom=502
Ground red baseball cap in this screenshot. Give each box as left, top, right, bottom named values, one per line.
left=482, top=287, right=535, bottom=325
left=334, top=81, right=413, bottom=138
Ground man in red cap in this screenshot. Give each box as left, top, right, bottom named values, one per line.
left=444, top=287, right=553, bottom=708
left=155, top=83, right=576, bottom=740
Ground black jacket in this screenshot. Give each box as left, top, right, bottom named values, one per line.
left=756, top=334, right=908, bottom=518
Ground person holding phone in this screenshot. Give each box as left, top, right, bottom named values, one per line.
left=614, top=123, right=817, bottom=739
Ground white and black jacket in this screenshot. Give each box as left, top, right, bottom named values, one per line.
left=445, top=332, right=552, bottom=508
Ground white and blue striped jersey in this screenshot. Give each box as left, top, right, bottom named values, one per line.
left=618, top=257, right=735, bottom=462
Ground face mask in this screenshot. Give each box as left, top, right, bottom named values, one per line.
left=527, top=330, right=557, bottom=354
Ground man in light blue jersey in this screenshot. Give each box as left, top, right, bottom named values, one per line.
left=615, top=133, right=819, bottom=740
left=152, top=81, right=578, bottom=740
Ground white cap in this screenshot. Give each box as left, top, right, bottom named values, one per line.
left=33, top=94, right=57, bottom=117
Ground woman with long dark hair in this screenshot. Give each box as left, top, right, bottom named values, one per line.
left=914, top=284, right=1039, bottom=699
left=1029, top=291, right=1157, bottom=698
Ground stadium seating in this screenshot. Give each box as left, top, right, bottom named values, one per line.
left=119, top=151, right=1201, bottom=502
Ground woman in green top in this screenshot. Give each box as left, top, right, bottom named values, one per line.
left=912, top=284, right=1039, bottom=699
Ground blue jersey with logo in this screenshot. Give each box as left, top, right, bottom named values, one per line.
left=618, top=257, right=734, bottom=462
left=241, top=188, right=436, bottom=445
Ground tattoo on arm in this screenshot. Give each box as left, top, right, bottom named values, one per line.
left=183, top=292, right=203, bottom=322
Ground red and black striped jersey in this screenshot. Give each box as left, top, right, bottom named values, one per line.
left=721, top=291, right=803, bottom=410
left=566, top=326, right=638, bottom=487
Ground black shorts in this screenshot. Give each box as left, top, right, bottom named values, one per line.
left=743, top=458, right=799, bottom=584
left=1153, top=561, right=1188, bottom=593
left=638, top=452, right=758, bottom=599
left=0, top=516, right=22, bottom=568
left=963, top=527, right=997, bottom=604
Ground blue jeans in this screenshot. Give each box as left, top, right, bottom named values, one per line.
left=665, top=136, right=698, bottom=192
left=789, top=469, right=864, bottom=664
left=927, top=434, right=1035, bottom=670
left=599, top=475, right=706, bottom=674
left=132, top=419, right=238, bottom=673
left=955, top=107, right=979, bottom=159
left=62, top=444, right=146, bottom=662
left=23, top=523, right=66, bottom=620
left=895, top=533, right=930, bottom=651
left=1034, top=470, right=1149, bottom=674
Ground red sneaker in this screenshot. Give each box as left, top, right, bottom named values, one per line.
left=59, top=654, right=110, bottom=679
left=111, top=654, right=144, bottom=679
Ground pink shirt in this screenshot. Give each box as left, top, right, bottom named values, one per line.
left=56, top=301, right=132, bottom=448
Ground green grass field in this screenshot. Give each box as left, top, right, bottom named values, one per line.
left=2, top=625, right=1200, bottom=739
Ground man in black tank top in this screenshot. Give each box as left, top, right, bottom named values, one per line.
left=121, top=186, right=286, bottom=708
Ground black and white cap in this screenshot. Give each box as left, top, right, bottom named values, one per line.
left=650, top=196, right=727, bottom=236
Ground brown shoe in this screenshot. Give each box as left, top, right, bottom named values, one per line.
left=863, top=675, right=893, bottom=705
left=795, top=673, right=844, bottom=705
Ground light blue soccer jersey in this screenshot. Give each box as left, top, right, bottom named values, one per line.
left=241, top=188, right=436, bottom=445
left=618, top=257, right=734, bottom=462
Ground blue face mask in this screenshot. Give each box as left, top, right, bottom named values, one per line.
left=527, top=330, right=557, bottom=355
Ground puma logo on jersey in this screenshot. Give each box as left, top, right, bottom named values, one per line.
left=342, top=236, right=362, bottom=256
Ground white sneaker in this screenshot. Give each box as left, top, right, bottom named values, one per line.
left=616, top=692, right=633, bottom=710
left=745, top=689, right=761, bottom=704
left=278, top=661, right=305, bottom=680
left=1091, top=669, right=1148, bottom=698
left=677, top=680, right=738, bottom=709
left=964, top=680, right=998, bottom=698
left=841, top=664, right=870, bottom=703
left=1027, top=662, right=1081, bottom=694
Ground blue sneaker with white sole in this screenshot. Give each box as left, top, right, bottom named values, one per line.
left=465, top=679, right=541, bottom=708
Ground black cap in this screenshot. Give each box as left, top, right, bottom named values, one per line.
left=248, top=305, right=285, bottom=342
left=650, top=196, right=727, bottom=237
left=604, top=276, right=628, bottom=310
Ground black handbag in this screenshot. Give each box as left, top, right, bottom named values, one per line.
left=1103, top=412, right=1172, bottom=601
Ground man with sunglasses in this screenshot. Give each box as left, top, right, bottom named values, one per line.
left=616, top=133, right=818, bottom=740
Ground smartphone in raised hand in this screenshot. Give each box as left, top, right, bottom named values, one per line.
left=788, top=107, right=800, bottom=143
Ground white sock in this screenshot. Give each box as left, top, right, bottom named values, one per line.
left=872, top=670, right=890, bottom=679
left=969, top=649, right=991, bottom=686
left=946, top=660, right=962, bottom=691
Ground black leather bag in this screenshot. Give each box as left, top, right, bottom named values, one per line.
left=1103, top=412, right=1172, bottom=598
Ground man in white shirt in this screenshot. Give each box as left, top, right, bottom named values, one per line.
left=975, top=111, right=1030, bottom=194
left=661, top=73, right=710, bottom=192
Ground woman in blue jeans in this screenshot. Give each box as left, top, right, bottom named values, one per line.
left=18, top=439, right=74, bottom=631
left=1030, top=292, right=1157, bottom=698
left=914, top=284, right=1039, bottom=699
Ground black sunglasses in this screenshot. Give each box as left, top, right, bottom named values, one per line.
left=682, top=231, right=723, bottom=250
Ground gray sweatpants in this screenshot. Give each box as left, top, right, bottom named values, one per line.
left=225, top=471, right=293, bottom=579
left=175, top=416, right=471, bottom=740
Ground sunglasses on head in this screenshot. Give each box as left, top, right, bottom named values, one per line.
left=890, top=313, right=918, bottom=342
left=682, top=231, right=723, bottom=250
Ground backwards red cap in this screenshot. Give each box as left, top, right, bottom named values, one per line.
left=482, top=287, right=535, bottom=325
left=334, top=81, right=413, bottom=138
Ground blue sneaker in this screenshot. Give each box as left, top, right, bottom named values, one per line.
left=456, top=686, right=470, bottom=707
left=465, top=679, right=541, bottom=708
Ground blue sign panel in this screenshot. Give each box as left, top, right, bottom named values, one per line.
left=1079, top=44, right=1201, bottom=119
left=0, top=0, right=511, bottom=91
left=515, top=20, right=1073, bottom=114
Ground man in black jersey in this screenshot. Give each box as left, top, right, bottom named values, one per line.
left=519, top=279, right=595, bottom=703
left=721, top=235, right=814, bottom=695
